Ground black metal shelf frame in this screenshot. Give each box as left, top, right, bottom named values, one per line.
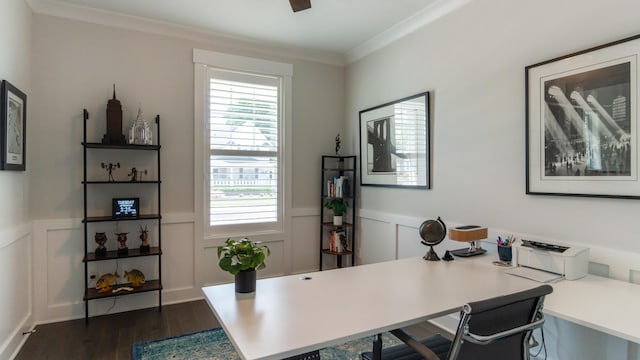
left=82, top=108, right=163, bottom=323
left=319, top=155, right=357, bottom=270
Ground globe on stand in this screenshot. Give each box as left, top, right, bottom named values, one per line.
left=419, top=217, right=447, bottom=261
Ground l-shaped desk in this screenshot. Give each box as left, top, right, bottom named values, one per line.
left=202, top=255, right=640, bottom=360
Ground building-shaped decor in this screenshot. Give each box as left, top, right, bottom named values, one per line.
left=102, top=85, right=126, bottom=144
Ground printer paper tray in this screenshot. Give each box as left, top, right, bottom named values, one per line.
left=505, top=266, right=563, bottom=283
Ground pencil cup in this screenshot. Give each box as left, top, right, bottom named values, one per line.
left=497, top=245, right=512, bottom=262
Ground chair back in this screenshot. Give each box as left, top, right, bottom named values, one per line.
left=447, top=284, right=552, bottom=360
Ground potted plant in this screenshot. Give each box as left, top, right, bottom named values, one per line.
left=324, top=198, right=348, bottom=225
left=217, top=237, right=270, bottom=293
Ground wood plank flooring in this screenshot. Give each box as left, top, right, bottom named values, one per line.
left=15, top=300, right=218, bottom=360
left=15, top=300, right=452, bottom=359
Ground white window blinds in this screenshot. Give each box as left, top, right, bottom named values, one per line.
left=208, top=71, right=280, bottom=227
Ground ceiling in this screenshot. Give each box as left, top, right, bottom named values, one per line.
left=28, top=0, right=471, bottom=63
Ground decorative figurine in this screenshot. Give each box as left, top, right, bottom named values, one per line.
left=139, top=225, right=150, bottom=253
left=116, top=232, right=129, bottom=256
left=335, top=133, right=341, bottom=155
left=124, top=269, right=145, bottom=287
left=102, top=84, right=126, bottom=145
left=129, top=105, right=153, bottom=145
left=128, top=167, right=147, bottom=182
left=94, top=232, right=108, bottom=257
left=95, top=271, right=120, bottom=293
left=101, top=162, right=120, bottom=182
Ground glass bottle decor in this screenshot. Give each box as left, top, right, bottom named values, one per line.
left=129, top=106, right=153, bottom=145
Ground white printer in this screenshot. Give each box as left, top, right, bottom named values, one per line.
left=512, top=239, right=589, bottom=280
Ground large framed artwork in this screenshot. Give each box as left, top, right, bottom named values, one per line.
left=526, top=34, right=640, bottom=199
left=359, top=92, right=430, bottom=189
left=1, top=80, right=26, bottom=171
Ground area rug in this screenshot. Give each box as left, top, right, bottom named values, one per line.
left=131, top=328, right=402, bottom=360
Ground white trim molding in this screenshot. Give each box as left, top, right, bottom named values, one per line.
left=0, top=222, right=31, bottom=249
left=0, top=222, right=33, bottom=360
left=345, top=0, right=475, bottom=63
left=26, top=0, right=345, bottom=66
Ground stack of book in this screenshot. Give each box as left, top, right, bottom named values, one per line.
left=326, top=176, right=350, bottom=198
left=329, top=229, right=347, bottom=252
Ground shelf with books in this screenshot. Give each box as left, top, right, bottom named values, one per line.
left=322, top=249, right=353, bottom=256
left=322, top=222, right=352, bottom=228
left=320, top=155, right=356, bottom=270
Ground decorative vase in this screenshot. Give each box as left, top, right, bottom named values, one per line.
left=333, top=215, right=343, bottom=226
left=235, top=269, right=257, bottom=293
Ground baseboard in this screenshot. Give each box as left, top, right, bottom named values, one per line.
left=1, top=311, right=34, bottom=360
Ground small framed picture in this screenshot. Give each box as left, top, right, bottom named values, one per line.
left=1, top=80, right=26, bottom=171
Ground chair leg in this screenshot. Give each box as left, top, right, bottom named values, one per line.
left=390, top=329, right=442, bottom=360
left=372, top=333, right=382, bottom=360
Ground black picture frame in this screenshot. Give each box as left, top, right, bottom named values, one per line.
left=1, top=80, right=26, bottom=171
left=526, top=34, right=640, bottom=199
left=359, top=92, right=430, bottom=189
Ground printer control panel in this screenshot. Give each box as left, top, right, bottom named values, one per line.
left=521, top=239, right=569, bottom=253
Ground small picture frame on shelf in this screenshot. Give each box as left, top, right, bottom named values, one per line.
left=112, top=197, right=139, bottom=219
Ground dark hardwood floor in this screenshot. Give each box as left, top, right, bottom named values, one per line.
left=15, top=300, right=219, bottom=360
left=15, top=299, right=451, bottom=360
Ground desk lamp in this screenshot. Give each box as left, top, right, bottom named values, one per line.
left=448, top=225, right=487, bottom=257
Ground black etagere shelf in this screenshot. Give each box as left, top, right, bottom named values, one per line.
left=84, top=246, right=162, bottom=262
left=319, top=155, right=357, bottom=270
left=84, top=280, right=162, bottom=301
left=81, top=108, right=163, bottom=323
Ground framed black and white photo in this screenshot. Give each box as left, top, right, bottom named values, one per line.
left=1, top=80, right=26, bottom=171
left=526, top=34, right=640, bottom=198
left=359, top=92, right=430, bottom=189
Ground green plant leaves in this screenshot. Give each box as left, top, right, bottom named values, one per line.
left=217, top=237, right=270, bottom=275
left=324, top=198, right=348, bottom=216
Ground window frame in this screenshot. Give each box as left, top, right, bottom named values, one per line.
left=194, top=49, right=293, bottom=239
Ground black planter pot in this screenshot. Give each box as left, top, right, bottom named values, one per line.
left=235, top=269, right=257, bottom=293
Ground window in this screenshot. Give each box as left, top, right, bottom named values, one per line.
left=194, top=49, right=292, bottom=237
left=208, top=69, right=280, bottom=229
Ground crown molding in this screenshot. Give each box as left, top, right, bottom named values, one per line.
left=345, top=0, right=474, bottom=64
left=25, top=0, right=346, bottom=66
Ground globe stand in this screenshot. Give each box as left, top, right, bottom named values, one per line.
left=418, top=217, right=447, bottom=262
left=422, top=242, right=440, bottom=261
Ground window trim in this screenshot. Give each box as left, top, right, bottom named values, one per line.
left=194, top=49, right=292, bottom=240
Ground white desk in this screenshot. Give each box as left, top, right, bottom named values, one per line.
left=544, top=274, right=640, bottom=344
left=202, top=256, right=540, bottom=360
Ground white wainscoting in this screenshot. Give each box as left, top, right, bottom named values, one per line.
left=357, top=209, right=640, bottom=360
left=32, top=214, right=204, bottom=323
left=0, top=223, right=32, bottom=360
left=291, top=207, right=322, bottom=273
left=30, top=208, right=323, bottom=325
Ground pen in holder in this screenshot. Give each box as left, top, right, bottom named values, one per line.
left=497, top=235, right=514, bottom=262
left=497, top=245, right=512, bottom=262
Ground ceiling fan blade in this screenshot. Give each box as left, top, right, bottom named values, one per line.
left=289, top=0, right=311, bottom=12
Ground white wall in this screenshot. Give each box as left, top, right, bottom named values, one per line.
left=0, top=1, right=33, bottom=359
left=346, top=0, right=640, bottom=359
left=28, top=14, right=343, bottom=322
